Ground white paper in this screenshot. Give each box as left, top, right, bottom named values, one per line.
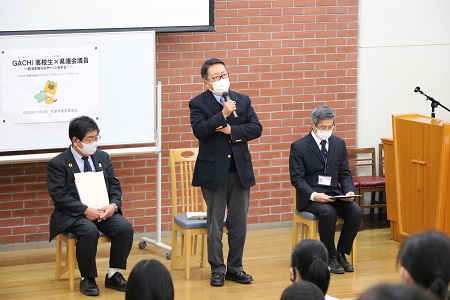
left=186, top=211, right=207, bottom=220
left=74, top=171, right=109, bottom=209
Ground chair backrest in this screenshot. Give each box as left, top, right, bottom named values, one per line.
left=347, top=147, right=376, bottom=176
left=378, top=143, right=385, bottom=177
left=169, top=148, right=205, bottom=217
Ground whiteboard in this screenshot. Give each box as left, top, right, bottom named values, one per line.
left=0, top=0, right=213, bottom=33
left=0, top=31, right=156, bottom=152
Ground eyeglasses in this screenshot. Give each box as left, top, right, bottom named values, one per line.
left=209, top=72, right=229, bottom=82
left=82, top=135, right=101, bottom=143
left=315, top=125, right=335, bottom=131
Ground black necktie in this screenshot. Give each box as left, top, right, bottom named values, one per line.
left=82, top=157, right=92, bottom=172
left=320, top=140, right=328, bottom=161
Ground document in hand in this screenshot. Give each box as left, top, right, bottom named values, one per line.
left=74, top=171, right=109, bottom=209
left=329, top=195, right=362, bottom=200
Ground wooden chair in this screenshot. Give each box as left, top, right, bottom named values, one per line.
left=55, top=231, right=111, bottom=291
left=169, top=148, right=227, bottom=279
left=378, top=143, right=385, bottom=177
left=291, top=188, right=356, bottom=266
left=347, top=147, right=386, bottom=220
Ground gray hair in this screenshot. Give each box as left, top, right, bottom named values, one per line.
left=310, top=105, right=335, bottom=126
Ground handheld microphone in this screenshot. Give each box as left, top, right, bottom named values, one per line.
left=222, top=91, right=238, bottom=118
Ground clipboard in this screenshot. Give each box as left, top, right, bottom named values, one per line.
left=74, top=171, right=109, bottom=209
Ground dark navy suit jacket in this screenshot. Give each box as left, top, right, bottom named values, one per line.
left=47, top=148, right=123, bottom=241
left=189, top=89, right=262, bottom=190
left=289, top=133, right=354, bottom=211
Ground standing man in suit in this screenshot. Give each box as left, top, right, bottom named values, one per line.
left=289, top=105, right=362, bottom=274
left=47, top=116, right=134, bottom=296
left=189, top=58, right=263, bottom=286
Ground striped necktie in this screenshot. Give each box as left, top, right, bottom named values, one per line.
left=320, top=140, right=328, bottom=161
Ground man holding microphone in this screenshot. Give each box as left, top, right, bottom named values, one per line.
left=189, top=58, right=262, bottom=287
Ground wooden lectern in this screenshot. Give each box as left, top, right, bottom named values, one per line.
left=381, top=137, right=398, bottom=240
left=391, top=114, right=450, bottom=241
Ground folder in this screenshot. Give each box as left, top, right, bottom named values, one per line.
left=74, top=171, right=109, bottom=209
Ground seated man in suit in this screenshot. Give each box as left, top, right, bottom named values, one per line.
left=289, top=105, right=362, bottom=274
left=47, top=116, right=134, bottom=296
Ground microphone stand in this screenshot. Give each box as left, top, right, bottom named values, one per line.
left=414, top=87, right=450, bottom=118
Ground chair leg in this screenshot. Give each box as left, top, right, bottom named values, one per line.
left=302, top=224, right=308, bottom=239
left=378, top=191, right=386, bottom=220
left=309, top=222, right=317, bottom=240
left=180, top=234, right=185, bottom=255
left=292, top=220, right=299, bottom=248
left=351, top=238, right=356, bottom=266
left=370, top=192, right=376, bottom=220
left=184, top=231, right=192, bottom=280
left=171, top=230, right=178, bottom=270
left=67, top=238, right=76, bottom=291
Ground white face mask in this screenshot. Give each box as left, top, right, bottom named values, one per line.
left=77, top=141, right=98, bottom=156
left=315, top=126, right=333, bottom=140
left=209, top=78, right=230, bottom=96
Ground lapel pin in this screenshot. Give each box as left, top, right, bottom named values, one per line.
left=68, top=163, right=73, bottom=167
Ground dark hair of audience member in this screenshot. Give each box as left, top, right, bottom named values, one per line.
left=280, top=281, right=325, bottom=300
left=397, top=230, right=450, bottom=300
left=290, top=239, right=330, bottom=295
left=357, top=283, right=439, bottom=300
left=125, top=259, right=174, bottom=300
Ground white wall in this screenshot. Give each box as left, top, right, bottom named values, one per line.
left=357, top=0, right=450, bottom=149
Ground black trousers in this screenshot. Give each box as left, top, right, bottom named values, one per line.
left=301, top=200, right=362, bottom=256
left=202, top=172, right=250, bottom=274
left=66, top=213, right=134, bottom=278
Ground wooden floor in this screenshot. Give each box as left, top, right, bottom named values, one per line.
left=0, top=220, right=401, bottom=300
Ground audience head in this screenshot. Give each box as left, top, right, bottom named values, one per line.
left=357, top=283, right=439, bottom=300
left=125, top=259, right=174, bottom=300
left=280, top=281, right=325, bottom=300
left=397, top=230, right=450, bottom=300
left=290, top=239, right=330, bottom=295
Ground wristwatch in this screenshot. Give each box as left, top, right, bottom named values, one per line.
left=111, top=203, right=118, bottom=212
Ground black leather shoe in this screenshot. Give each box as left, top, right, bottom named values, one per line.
left=80, top=277, right=100, bottom=296
left=328, top=256, right=345, bottom=274
left=336, top=252, right=354, bottom=272
left=105, top=272, right=127, bottom=292
left=210, top=272, right=225, bottom=287
left=225, top=271, right=253, bottom=284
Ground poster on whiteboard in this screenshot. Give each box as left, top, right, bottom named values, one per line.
left=1, top=47, right=99, bottom=124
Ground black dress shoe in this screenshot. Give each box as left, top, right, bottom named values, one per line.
left=105, top=272, right=127, bottom=292
left=336, top=252, right=354, bottom=272
left=225, top=271, right=253, bottom=284
left=328, top=256, right=345, bottom=274
left=80, top=277, right=100, bottom=296
left=210, top=272, right=225, bottom=287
